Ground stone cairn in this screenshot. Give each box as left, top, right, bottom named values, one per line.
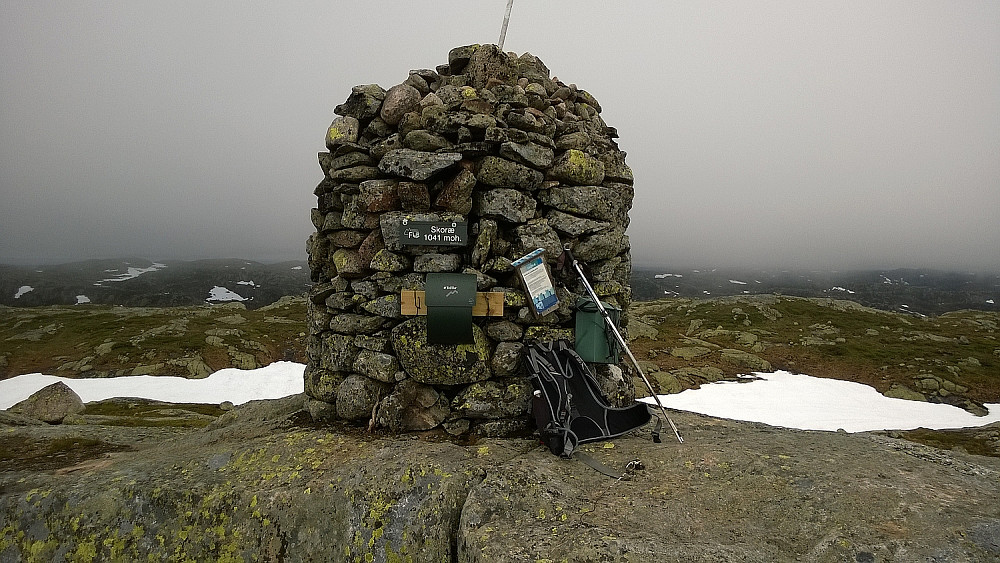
left=305, top=44, right=635, bottom=437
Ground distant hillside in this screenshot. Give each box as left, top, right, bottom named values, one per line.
left=4, top=259, right=997, bottom=317
left=0, top=258, right=310, bottom=309
left=631, top=267, right=999, bottom=316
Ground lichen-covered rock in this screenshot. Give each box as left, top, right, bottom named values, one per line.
left=720, top=348, right=773, bottom=372
left=3, top=403, right=999, bottom=563
left=538, top=185, right=630, bottom=223
left=334, top=84, right=386, bottom=121
left=376, top=379, right=450, bottom=431
left=328, top=314, right=386, bottom=335
left=353, top=349, right=400, bottom=383
left=397, top=181, right=431, bottom=211
left=357, top=179, right=400, bottom=212
left=434, top=168, right=476, bottom=214
left=413, top=253, right=461, bottom=273
left=326, top=116, right=360, bottom=149
left=500, top=141, right=554, bottom=170
left=451, top=379, right=532, bottom=419
left=380, top=83, right=422, bottom=126
left=391, top=318, right=491, bottom=385
left=358, top=294, right=402, bottom=319
left=545, top=210, right=610, bottom=237
left=319, top=333, right=359, bottom=372
left=475, top=156, right=544, bottom=190
left=513, top=219, right=563, bottom=260
left=304, top=365, right=347, bottom=403
left=473, top=188, right=536, bottom=223
left=8, top=382, right=84, bottom=424
left=486, top=320, right=523, bottom=342
left=377, top=149, right=462, bottom=181
left=572, top=227, right=628, bottom=261
left=331, top=248, right=365, bottom=277
left=336, top=374, right=391, bottom=420
left=592, top=363, right=636, bottom=407
left=369, top=249, right=410, bottom=272
left=403, top=129, right=453, bottom=151
left=490, top=342, right=524, bottom=377
left=549, top=149, right=605, bottom=185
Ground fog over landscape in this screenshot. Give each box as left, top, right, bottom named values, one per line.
left=2, top=1, right=998, bottom=270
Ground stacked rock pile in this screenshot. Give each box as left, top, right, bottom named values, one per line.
left=305, top=44, right=635, bottom=436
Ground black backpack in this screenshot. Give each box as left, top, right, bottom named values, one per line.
left=525, top=340, right=653, bottom=458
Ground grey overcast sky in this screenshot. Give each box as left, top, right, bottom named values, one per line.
left=1, top=1, right=998, bottom=270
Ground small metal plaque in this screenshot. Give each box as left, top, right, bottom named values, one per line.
left=401, top=220, right=468, bottom=246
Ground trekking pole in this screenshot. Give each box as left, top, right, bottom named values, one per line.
left=563, top=244, right=684, bottom=443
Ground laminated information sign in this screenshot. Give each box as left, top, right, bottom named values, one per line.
left=512, top=248, right=559, bottom=316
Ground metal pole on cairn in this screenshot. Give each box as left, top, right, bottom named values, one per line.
left=498, top=0, right=514, bottom=50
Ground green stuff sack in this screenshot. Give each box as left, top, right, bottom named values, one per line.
left=574, top=297, right=621, bottom=364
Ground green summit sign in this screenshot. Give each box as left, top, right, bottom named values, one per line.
left=400, top=220, right=468, bottom=246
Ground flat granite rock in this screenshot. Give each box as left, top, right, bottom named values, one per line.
left=1, top=403, right=998, bottom=562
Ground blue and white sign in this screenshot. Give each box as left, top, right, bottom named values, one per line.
left=512, top=248, right=559, bottom=316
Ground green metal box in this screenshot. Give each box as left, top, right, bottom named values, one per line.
left=425, top=273, right=477, bottom=344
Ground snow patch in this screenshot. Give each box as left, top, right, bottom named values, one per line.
left=14, top=286, right=34, bottom=299
left=237, top=280, right=259, bottom=288
left=75, top=295, right=91, bottom=304
left=101, top=263, right=167, bottom=283
left=654, top=273, right=683, bottom=279
left=290, top=266, right=303, bottom=270
left=2, top=365, right=998, bottom=434
left=207, top=286, right=247, bottom=302
left=830, top=286, right=856, bottom=294
left=729, top=279, right=747, bottom=285
left=988, top=299, right=995, bottom=305
left=645, top=371, right=1000, bottom=433
left=0, top=362, right=305, bottom=409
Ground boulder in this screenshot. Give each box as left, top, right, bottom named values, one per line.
left=537, top=185, right=630, bottom=223
left=376, top=379, right=450, bottom=431
left=549, top=149, right=605, bottom=185
left=473, top=188, right=536, bottom=223
left=499, top=142, right=554, bottom=170
left=3, top=398, right=1000, bottom=562
left=325, top=116, right=361, bottom=149
left=513, top=219, right=562, bottom=261
left=433, top=168, right=476, bottom=214
left=8, top=382, right=84, bottom=424
left=719, top=349, right=773, bottom=372
left=490, top=342, right=524, bottom=377
left=334, top=84, right=386, bottom=121
left=391, top=318, right=491, bottom=385
left=380, top=84, right=422, bottom=125
left=475, top=156, right=544, bottom=190
left=377, top=149, right=462, bottom=181
left=451, top=379, right=532, bottom=419
left=335, top=374, right=391, bottom=421
left=413, top=253, right=462, bottom=273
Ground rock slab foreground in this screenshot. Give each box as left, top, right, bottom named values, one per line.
left=1, top=396, right=999, bottom=562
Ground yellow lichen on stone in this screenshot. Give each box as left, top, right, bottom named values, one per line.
left=327, top=124, right=345, bottom=144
